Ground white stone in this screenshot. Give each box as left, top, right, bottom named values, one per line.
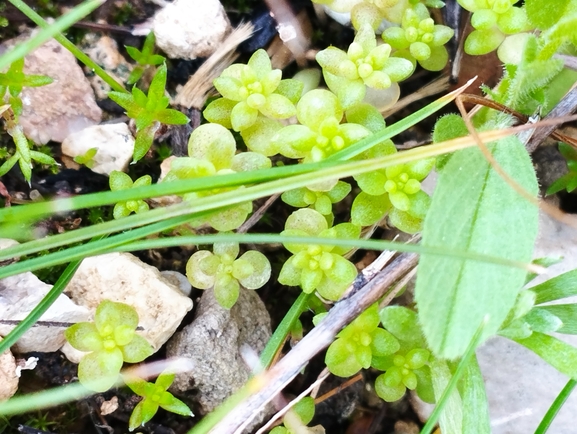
left=61, top=123, right=135, bottom=176
left=0, top=342, right=18, bottom=401
left=1, top=36, right=102, bottom=143
left=152, top=0, right=231, bottom=60
left=64, top=252, right=193, bottom=356
left=0, top=272, right=91, bottom=353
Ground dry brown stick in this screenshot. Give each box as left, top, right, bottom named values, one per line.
left=459, top=93, right=577, bottom=150
left=208, top=251, right=419, bottom=434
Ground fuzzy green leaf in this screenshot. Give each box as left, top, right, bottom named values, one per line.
left=415, top=136, right=539, bottom=359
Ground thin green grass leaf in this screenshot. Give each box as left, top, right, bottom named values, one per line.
left=513, top=332, right=577, bottom=378
left=534, top=379, right=577, bottom=434
left=0, top=128, right=518, bottom=264
left=0, top=233, right=538, bottom=282
left=0, top=0, right=103, bottom=70
left=532, top=305, right=577, bottom=334
left=0, top=260, right=81, bottom=351
left=259, top=292, right=312, bottom=369
left=415, top=136, right=539, bottom=359
left=7, top=0, right=127, bottom=93
left=531, top=268, right=577, bottom=304
left=0, top=382, right=92, bottom=416
left=326, top=78, right=475, bottom=162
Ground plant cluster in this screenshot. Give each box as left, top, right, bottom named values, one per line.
left=3, top=0, right=577, bottom=432
left=65, top=300, right=193, bottom=430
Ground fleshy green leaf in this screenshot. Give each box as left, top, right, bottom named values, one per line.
left=65, top=322, right=102, bottom=352
left=78, top=348, right=124, bottom=392
left=160, top=394, right=193, bottom=416
left=95, top=300, right=138, bottom=333
left=121, top=334, right=154, bottom=363
left=415, top=136, right=539, bottom=359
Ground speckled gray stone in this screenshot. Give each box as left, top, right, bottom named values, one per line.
left=166, top=287, right=271, bottom=413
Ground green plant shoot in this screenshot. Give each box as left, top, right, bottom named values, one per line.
left=108, top=63, right=189, bottom=162
left=125, top=371, right=193, bottom=432
left=125, top=31, right=166, bottom=85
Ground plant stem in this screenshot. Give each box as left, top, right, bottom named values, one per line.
left=8, top=0, right=128, bottom=94
left=534, top=379, right=577, bottom=434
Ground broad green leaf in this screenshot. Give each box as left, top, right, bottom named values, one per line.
left=531, top=268, right=577, bottom=304
left=533, top=305, right=577, bottom=334
left=415, top=136, right=539, bottom=359
left=430, top=358, right=463, bottom=434
left=458, top=355, right=490, bottom=434
left=513, top=332, right=577, bottom=378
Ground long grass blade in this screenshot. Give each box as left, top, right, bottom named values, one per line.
left=1, top=0, right=103, bottom=70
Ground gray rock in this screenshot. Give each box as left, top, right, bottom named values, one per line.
left=152, top=0, right=231, bottom=60
left=1, top=36, right=102, bottom=143
left=166, top=287, right=271, bottom=414
left=63, top=252, right=193, bottom=360
left=79, top=33, right=133, bottom=100
left=61, top=123, right=135, bottom=175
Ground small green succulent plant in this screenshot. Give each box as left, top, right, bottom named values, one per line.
left=278, top=209, right=360, bottom=300
left=125, top=371, right=193, bottom=431
left=164, top=123, right=271, bottom=231
left=382, top=3, right=454, bottom=71
left=457, top=0, right=532, bottom=55
left=281, top=180, right=351, bottom=225
left=321, top=303, right=400, bottom=377
left=186, top=240, right=271, bottom=308
left=65, top=300, right=154, bottom=392
left=351, top=140, right=434, bottom=233
left=374, top=306, right=434, bottom=402
left=203, top=49, right=302, bottom=133
left=73, top=147, right=98, bottom=169
left=109, top=171, right=152, bottom=219
left=272, top=89, right=372, bottom=162
left=316, top=24, right=413, bottom=108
